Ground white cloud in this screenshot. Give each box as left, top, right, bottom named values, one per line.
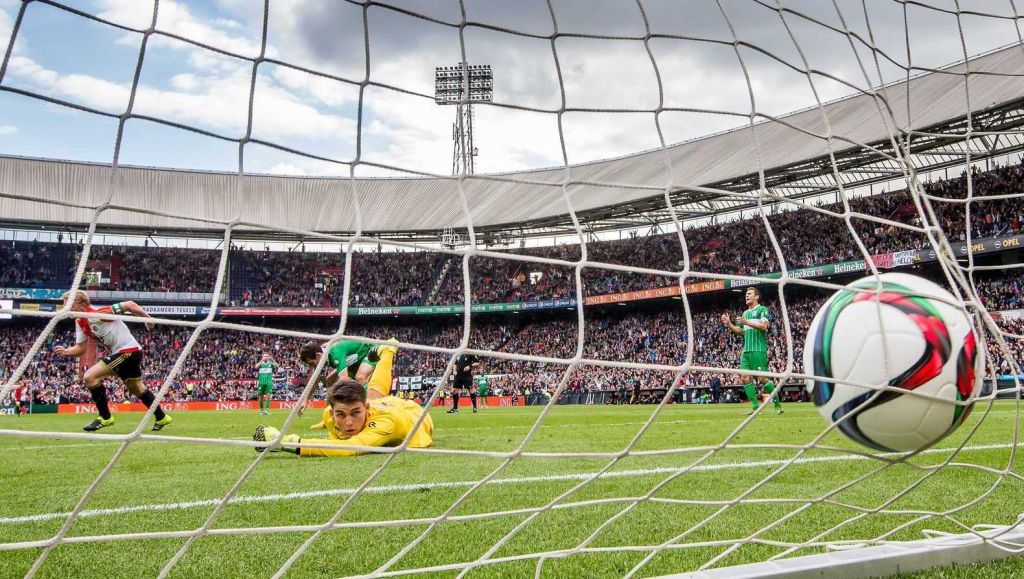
left=113, top=32, right=142, bottom=47
left=187, top=49, right=241, bottom=73
left=354, top=86, right=567, bottom=176
left=97, top=0, right=260, bottom=56
left=270, top=66, right=358, bottom=108
left=0, top=125, right=17, bottom=136
left=248, top=153, right=349, bottom=177
left=157, top=0, right=260, bottom=56
left=93, top=0, right=154, bottom=29
left=0, top=5, right=13, bottom=53
left=8, top=56, right=131, bottom=113
left=214, top=17, right=242, bottom=30
left=170, top=73, right=200, bottom=91
left=8, top=56, right=58, bottom=86
left=251, top=74, right=357, bottom=140
left=51, top=2, right=828, bottom=175
left=7, top=54, right=356, bottom=144
left=266, top=162, right=306, bottom=175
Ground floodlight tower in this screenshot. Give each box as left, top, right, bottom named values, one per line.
left=435, top=63, right=492, bottom=175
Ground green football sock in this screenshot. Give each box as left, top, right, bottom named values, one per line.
left=763, top=381, right=781, bottom=409
left=743, top=383, right=759, bottom=409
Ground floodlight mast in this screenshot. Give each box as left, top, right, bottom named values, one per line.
left=434, top=63, right=493, bottom=176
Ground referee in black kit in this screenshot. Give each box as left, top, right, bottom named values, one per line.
left=448, top=353, right=480, bottom=414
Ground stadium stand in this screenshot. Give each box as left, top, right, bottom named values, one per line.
left=2, top=163, right=1023, bottom=308
left=3, top=270, right=1021, bottom=405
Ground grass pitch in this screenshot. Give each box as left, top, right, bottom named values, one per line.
left=2, top=401, right=1024, bottom=578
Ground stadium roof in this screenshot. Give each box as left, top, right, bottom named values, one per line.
left=2, top=43, right=1024, bottom=242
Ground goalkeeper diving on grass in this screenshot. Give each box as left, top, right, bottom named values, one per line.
left=255, top=336, right=433, bottom=456
left=253, top=378, right=434, bottom=457
left=296, top=337, right=399, bottom=427
left=298, top=338, right=399, bottom=398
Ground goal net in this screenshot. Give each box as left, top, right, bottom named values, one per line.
left=1, top=0, right=1023, bottom=577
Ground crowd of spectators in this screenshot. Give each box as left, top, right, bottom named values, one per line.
left=229, top=248, right=339, bottom=307
left=0, top=240, right=75, bottom=288
left=430, top=162, right=1024, bottom=302
left=3, top=267, right=1021, bottom=405
left=992, top=317, right=1024, bottom=379
left=90, top=245, right=220, bottom=293
left=3, top=163, right=1023, bottom=309
left=349, top=251, right=442, bottom=307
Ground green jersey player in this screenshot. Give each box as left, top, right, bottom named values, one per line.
left=256, top=354, right=278, bottom=415
left=721, top=287, right=782, bottom=415
left=476, top=375, right=488, bottom=408
left=299, top=338, right=398, bottom=399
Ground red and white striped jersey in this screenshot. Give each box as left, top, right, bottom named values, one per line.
left=75, top=304, right=141, bottom=354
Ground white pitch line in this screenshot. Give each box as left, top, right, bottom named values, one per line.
left=1, top=409, right=1017, bottom=449
left=1, top=409, right=1018, bottom=446
left=448, top=409, right=1022, bottom=430
left=0, top=418, right=769, bottom=446
left=5, top=442, right=139, bottom=451
left=0, top=437, right=255, bottom=452
left=2, top=408, right=1016, bottom=441
left=1, top=442, right=1019, bottom=526
left=452, top=417, right=721, bottom=430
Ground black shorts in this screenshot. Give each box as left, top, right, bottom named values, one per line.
left=101, top=350, right=143, bottom=380
left=453, top=375, right=473, bottom=389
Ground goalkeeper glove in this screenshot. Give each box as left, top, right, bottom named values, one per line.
left=253, top=425, right=300, bottom=454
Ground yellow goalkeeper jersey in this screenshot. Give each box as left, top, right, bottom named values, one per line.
left=302, top=395, right=434, bottom=457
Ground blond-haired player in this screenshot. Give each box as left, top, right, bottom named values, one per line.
left=53, top=290, right=173, bottom=432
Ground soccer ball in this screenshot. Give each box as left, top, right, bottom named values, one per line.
left=804, top=273, right=980, bottom=452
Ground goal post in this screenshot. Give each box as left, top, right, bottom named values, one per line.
left=676, top=524, right=1024, bottom=579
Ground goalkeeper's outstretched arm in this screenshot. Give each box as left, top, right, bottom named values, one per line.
left=255, top=378, right=433, bottom=457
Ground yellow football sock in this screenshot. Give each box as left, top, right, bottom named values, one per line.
left=367, top=347, right=395, bottom=397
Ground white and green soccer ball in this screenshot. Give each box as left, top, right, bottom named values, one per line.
left=804, top=273, right=981, bottom=452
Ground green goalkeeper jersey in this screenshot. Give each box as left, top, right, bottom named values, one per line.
left=742, top=305, right=770, bottom=353
left=257, top=360, right=277, bottom=385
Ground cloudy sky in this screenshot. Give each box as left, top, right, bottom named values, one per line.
left=0, top=0, right=1021, bottom=179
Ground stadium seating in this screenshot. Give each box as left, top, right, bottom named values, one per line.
left=3, top=271, right=1020, bottom=405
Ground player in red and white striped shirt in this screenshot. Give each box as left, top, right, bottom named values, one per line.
left=13, top=383, right=26, bottom=416
left=53, top=290, right=173, bottom=432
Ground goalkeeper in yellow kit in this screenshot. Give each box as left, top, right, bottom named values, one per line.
left=295, top=337, right=398, bottom=425
left=253, top=379, right=433, bottom=457
left=253, top=340, right=433, bottom=456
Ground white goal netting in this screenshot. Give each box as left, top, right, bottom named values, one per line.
left=1, top=0, right=1024, bottom=577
